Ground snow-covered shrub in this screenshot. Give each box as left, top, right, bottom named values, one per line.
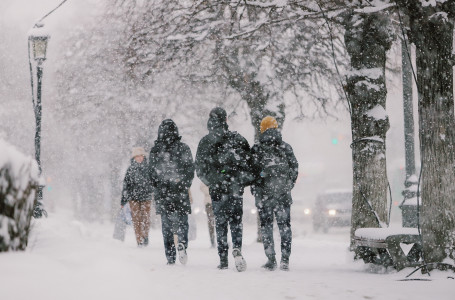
left=0, top=139, right=40, bottom=252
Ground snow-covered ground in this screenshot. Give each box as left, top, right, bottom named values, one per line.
left=1, top=210, right=453, bottom=300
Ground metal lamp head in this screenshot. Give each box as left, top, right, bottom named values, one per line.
left=28, top=23, right=49, bottom=62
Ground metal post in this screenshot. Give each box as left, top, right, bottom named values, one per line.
left=35, top=63, right=42, bottom=173
left=400, top=38, right=418, bottom=228
left=402, top=41, right=415, bottom=179
left=33, top=62, right=45, bottom=218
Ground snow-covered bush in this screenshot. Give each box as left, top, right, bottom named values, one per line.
left=0, top=139, right=40, bottom=252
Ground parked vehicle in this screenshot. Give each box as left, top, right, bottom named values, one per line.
left=312, top=190, right=352, bottom=233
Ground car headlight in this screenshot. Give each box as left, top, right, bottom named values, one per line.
left=250, top=208, right=257, bottom=215
left=304, top=208, right=311, bottom=215
left=328, top=209, right=337, bottom=216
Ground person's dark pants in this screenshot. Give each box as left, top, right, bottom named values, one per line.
left=258, top=202, right=292, bottom=260
left=160, top=211, right=189, bottom=263
left=211, top=192, right=243, bottom=260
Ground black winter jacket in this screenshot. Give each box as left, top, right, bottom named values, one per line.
left=251, top=128, right=299, bottom=206
left=195, top=107, right=253, bottom=195
left=121, top=158, right=153, bottom=206
left=149, top=119, right=195, bottom=215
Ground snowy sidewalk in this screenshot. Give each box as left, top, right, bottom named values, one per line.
left=0, top=211, right=453, bottom=300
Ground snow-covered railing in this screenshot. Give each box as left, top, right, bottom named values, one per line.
left=0, top=139, right=40, bottom=252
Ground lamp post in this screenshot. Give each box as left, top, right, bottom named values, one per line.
left=28, top=23, right=49, bottom=218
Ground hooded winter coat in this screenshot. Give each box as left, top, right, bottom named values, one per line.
left=250, top=128, right=299, bottom=206
left=149, top=119, right=195, bottom=214
left=195, top=107, right=253, bottom=194
left=121, top=158, right=153, bottom=206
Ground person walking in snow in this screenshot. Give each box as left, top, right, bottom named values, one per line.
left=149, top=119, right=195, bottom=265
left=200, top=182, right=216, bottom=248
left=195, top=107, right=252, bottom=271
left=250, top=116, right=299, bottom=271
left=121, top=147, right=154, bottom=247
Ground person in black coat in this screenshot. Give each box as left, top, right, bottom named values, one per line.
left=121, top=147, right=153, bottom=247
left=251, top=116, right=299, bottom=271
left=149, top=119, right=195, bottom=265
left=195, top=107, right=252, bottom=271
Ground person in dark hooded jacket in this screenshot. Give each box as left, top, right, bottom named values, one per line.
left=121, top=147, right=153, bottom=247
left=195, top=107, right=252, bottom=271
left=149, top=119, right=195, bottom=265
left=251, top=116, right=298, bottom=271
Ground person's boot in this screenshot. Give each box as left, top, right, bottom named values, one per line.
left=262, top=256, right=277, bottom=271
left=280, top=256, right=289, bottom=271
left=143, top=237, right=149, bottom=247
left=232, top=248, right=247, bottom=272
left=177, top=243, right=188, bottom=265
left=217, top=256, right=228, bottom=270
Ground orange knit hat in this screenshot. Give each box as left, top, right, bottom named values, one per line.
left=260, top=116, right=278, bottom=133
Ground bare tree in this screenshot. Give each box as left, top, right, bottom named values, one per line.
left=118, top=0, right=344, bottom=139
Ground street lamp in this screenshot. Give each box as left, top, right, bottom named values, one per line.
left=28, top=23, right=49, bottom=218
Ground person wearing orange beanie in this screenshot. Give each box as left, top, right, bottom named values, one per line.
left=251, top=116, right=299, bottom=271
left=260, top=116, right=278, bottom=134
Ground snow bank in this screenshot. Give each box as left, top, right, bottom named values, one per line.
left=0, top=139, right=40, bottom=252
left=1, top=212, right=453, bottom=300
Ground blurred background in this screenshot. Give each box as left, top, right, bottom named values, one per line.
left=0, top=0, right=419, bottom=229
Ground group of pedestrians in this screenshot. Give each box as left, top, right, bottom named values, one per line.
left=120, top=107, right=298, bottom=271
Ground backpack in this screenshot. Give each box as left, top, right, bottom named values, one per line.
left=259, top=144, right=291, bottom=196
left=214, top=132, right=254, bottom=185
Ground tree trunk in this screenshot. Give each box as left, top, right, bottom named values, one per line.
left=343, top=11, right=393, bottom=248
left=406, top=9, right=455, bottom=262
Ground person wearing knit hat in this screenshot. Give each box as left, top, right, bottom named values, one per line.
left=131, top=147, right=146, bottom=159
left=195, top=107, right=252, bottom=272
left=260, top=116, right=279, bottom=134
left=251, top=116, right=298, bottom=271
left=120, top=146, right=153, bottom=247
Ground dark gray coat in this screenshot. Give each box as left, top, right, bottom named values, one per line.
left=195, top=107, right=253, bottom=195
left=121, top=158, right=153, bottom=206
left=250, top=128, right=298, bottom=207
left=149, top=119, right=194, bottom=215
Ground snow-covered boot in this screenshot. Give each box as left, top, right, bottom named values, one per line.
left=177, top=243, right=188, bottom=265
left=232, top=248, right=247, bottom=272
left=143, top=237, right=149, bottom=247
left=262, top=256, right=277, bottom=271
left=217, top=257, right=228, bottom=270
left=280, top=256, right=289, bottom=271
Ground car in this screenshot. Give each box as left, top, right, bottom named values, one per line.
left=312, top=190, right=352, bottom=233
